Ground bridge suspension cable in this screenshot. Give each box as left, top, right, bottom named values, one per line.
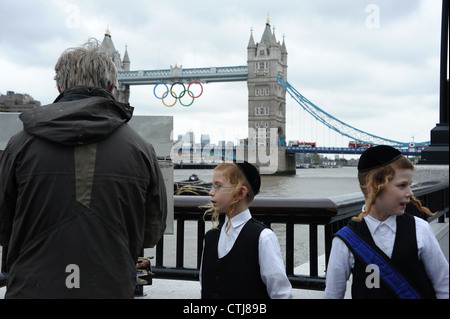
left=277, top=77, right=429, bottom=148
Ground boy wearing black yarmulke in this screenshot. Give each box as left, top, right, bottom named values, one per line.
left=200, top=161, right=293, bottom=299
left=323, top=145, right=449, bottom=299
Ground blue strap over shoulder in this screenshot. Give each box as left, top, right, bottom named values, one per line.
left=336, top=226, right=421, bottom=299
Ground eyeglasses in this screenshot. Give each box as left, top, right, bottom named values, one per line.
left=210, top=184, right=232, bottom=192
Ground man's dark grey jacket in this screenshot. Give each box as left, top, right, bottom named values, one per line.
left=0, top=86, right=167, bottom=298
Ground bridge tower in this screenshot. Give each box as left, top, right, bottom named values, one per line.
left=100, top=28, right=130, bottom=104
left=247, top=18, right=295, bottom=174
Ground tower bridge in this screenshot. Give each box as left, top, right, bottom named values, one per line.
left=105, top=19, right=294, bottom=175
left=101, top=19, right=429, bottom=175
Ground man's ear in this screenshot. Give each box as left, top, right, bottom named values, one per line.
left=108, top=83, right=115, bottom=93
left=57, top=86, right=62, bottom=93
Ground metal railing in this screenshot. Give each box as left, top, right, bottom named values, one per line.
left=153, top=196, right=339, bottom=290
left=1, top=180, right=448, bottom=291
left=151, top=180, right=449, bottom=291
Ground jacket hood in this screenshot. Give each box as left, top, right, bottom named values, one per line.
left=20, top=86, right=134, bottom=146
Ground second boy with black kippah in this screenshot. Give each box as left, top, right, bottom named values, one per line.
left=200, top=161, right=293, bottom=299
left=324, top=145, right=449, bottom=299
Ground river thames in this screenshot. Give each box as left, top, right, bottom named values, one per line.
left=174, top=166, right=362, bottom=198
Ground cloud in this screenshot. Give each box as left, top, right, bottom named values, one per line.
left=0, top=57, right=56, bottom=104
left=0, top=0, right=443, bottom=146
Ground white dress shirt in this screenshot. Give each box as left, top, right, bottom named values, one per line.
left=200, top=209, right=293, bottom=299
left=323, top=214, right=449, bottom=299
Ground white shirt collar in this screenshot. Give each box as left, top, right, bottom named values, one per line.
left=224, top=209, right=251, bottom=229
left=364, top=214, right=397, bottom=234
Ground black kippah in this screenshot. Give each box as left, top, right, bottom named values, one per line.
left=357, top=145, right=403, bottom=172
left=235, top=161, right=261, bottom=195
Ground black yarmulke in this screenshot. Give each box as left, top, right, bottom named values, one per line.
left=235, top=161, right=261, bottom=195
left=357, top=145, right=403, bottom=172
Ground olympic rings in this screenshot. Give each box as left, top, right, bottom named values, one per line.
left=153, top=81, right=203, bottom=107
left=161, top=90, right=177, bottom=107
left=170, top=82, right=186, bottom=99
left=187, top=81, right=203, bottom=98
left=179, top=90, right=195, bottom=107
left=153, top=82, right=168, bottom=100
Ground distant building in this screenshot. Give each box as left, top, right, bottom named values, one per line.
left=201, top=134, right=210, bottom=147
left=0, top=91, right=41, bottom=112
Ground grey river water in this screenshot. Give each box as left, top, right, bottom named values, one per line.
left=174, top=166, right=361, bottom=198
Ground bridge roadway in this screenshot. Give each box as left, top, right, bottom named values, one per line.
left=285, top=146, right=423, bottom=156
left=118, top=66, right=248, bottom=85
left=176, top=145, right=423, bottom=158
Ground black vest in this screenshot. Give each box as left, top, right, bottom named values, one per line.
left=201, top=218, right=270, bottom=299
left=347, top=214, right=436, bottom=299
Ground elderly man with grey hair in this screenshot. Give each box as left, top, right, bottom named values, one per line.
left=0, top=39, right=167, bottom=298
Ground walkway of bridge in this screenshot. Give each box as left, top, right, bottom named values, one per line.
left=118, top=65, right=248, bottom=85
left=285, top=146, right=423, bottom=156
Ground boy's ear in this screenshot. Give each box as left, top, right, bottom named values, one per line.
left=239, top=186, right=249, bottom=200
left=366, top=184, right=374, bottom=196
left=366, top=184, right=380, bottom=200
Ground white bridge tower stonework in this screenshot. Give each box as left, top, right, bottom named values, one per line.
left=247, top=19, right=295, bottom=174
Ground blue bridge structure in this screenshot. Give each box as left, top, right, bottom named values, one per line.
left=174, top=145, right=423, bottom=164
left=276, top=77, right=429, bottom=149
left=285, top=146, right=422, bottom=156
left=118, top=67, right=429, bottom=155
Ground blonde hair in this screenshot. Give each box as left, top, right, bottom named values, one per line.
left=54, top=38, right=118, bottom=92
left=203, top=163, right=256, bottom=231
left=353, top=156, right=434, bottom=221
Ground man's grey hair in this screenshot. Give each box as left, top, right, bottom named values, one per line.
left=54, top=38, right=118, bottom=92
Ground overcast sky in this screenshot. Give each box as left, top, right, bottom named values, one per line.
left=0, top=0, right=444, bottom=147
